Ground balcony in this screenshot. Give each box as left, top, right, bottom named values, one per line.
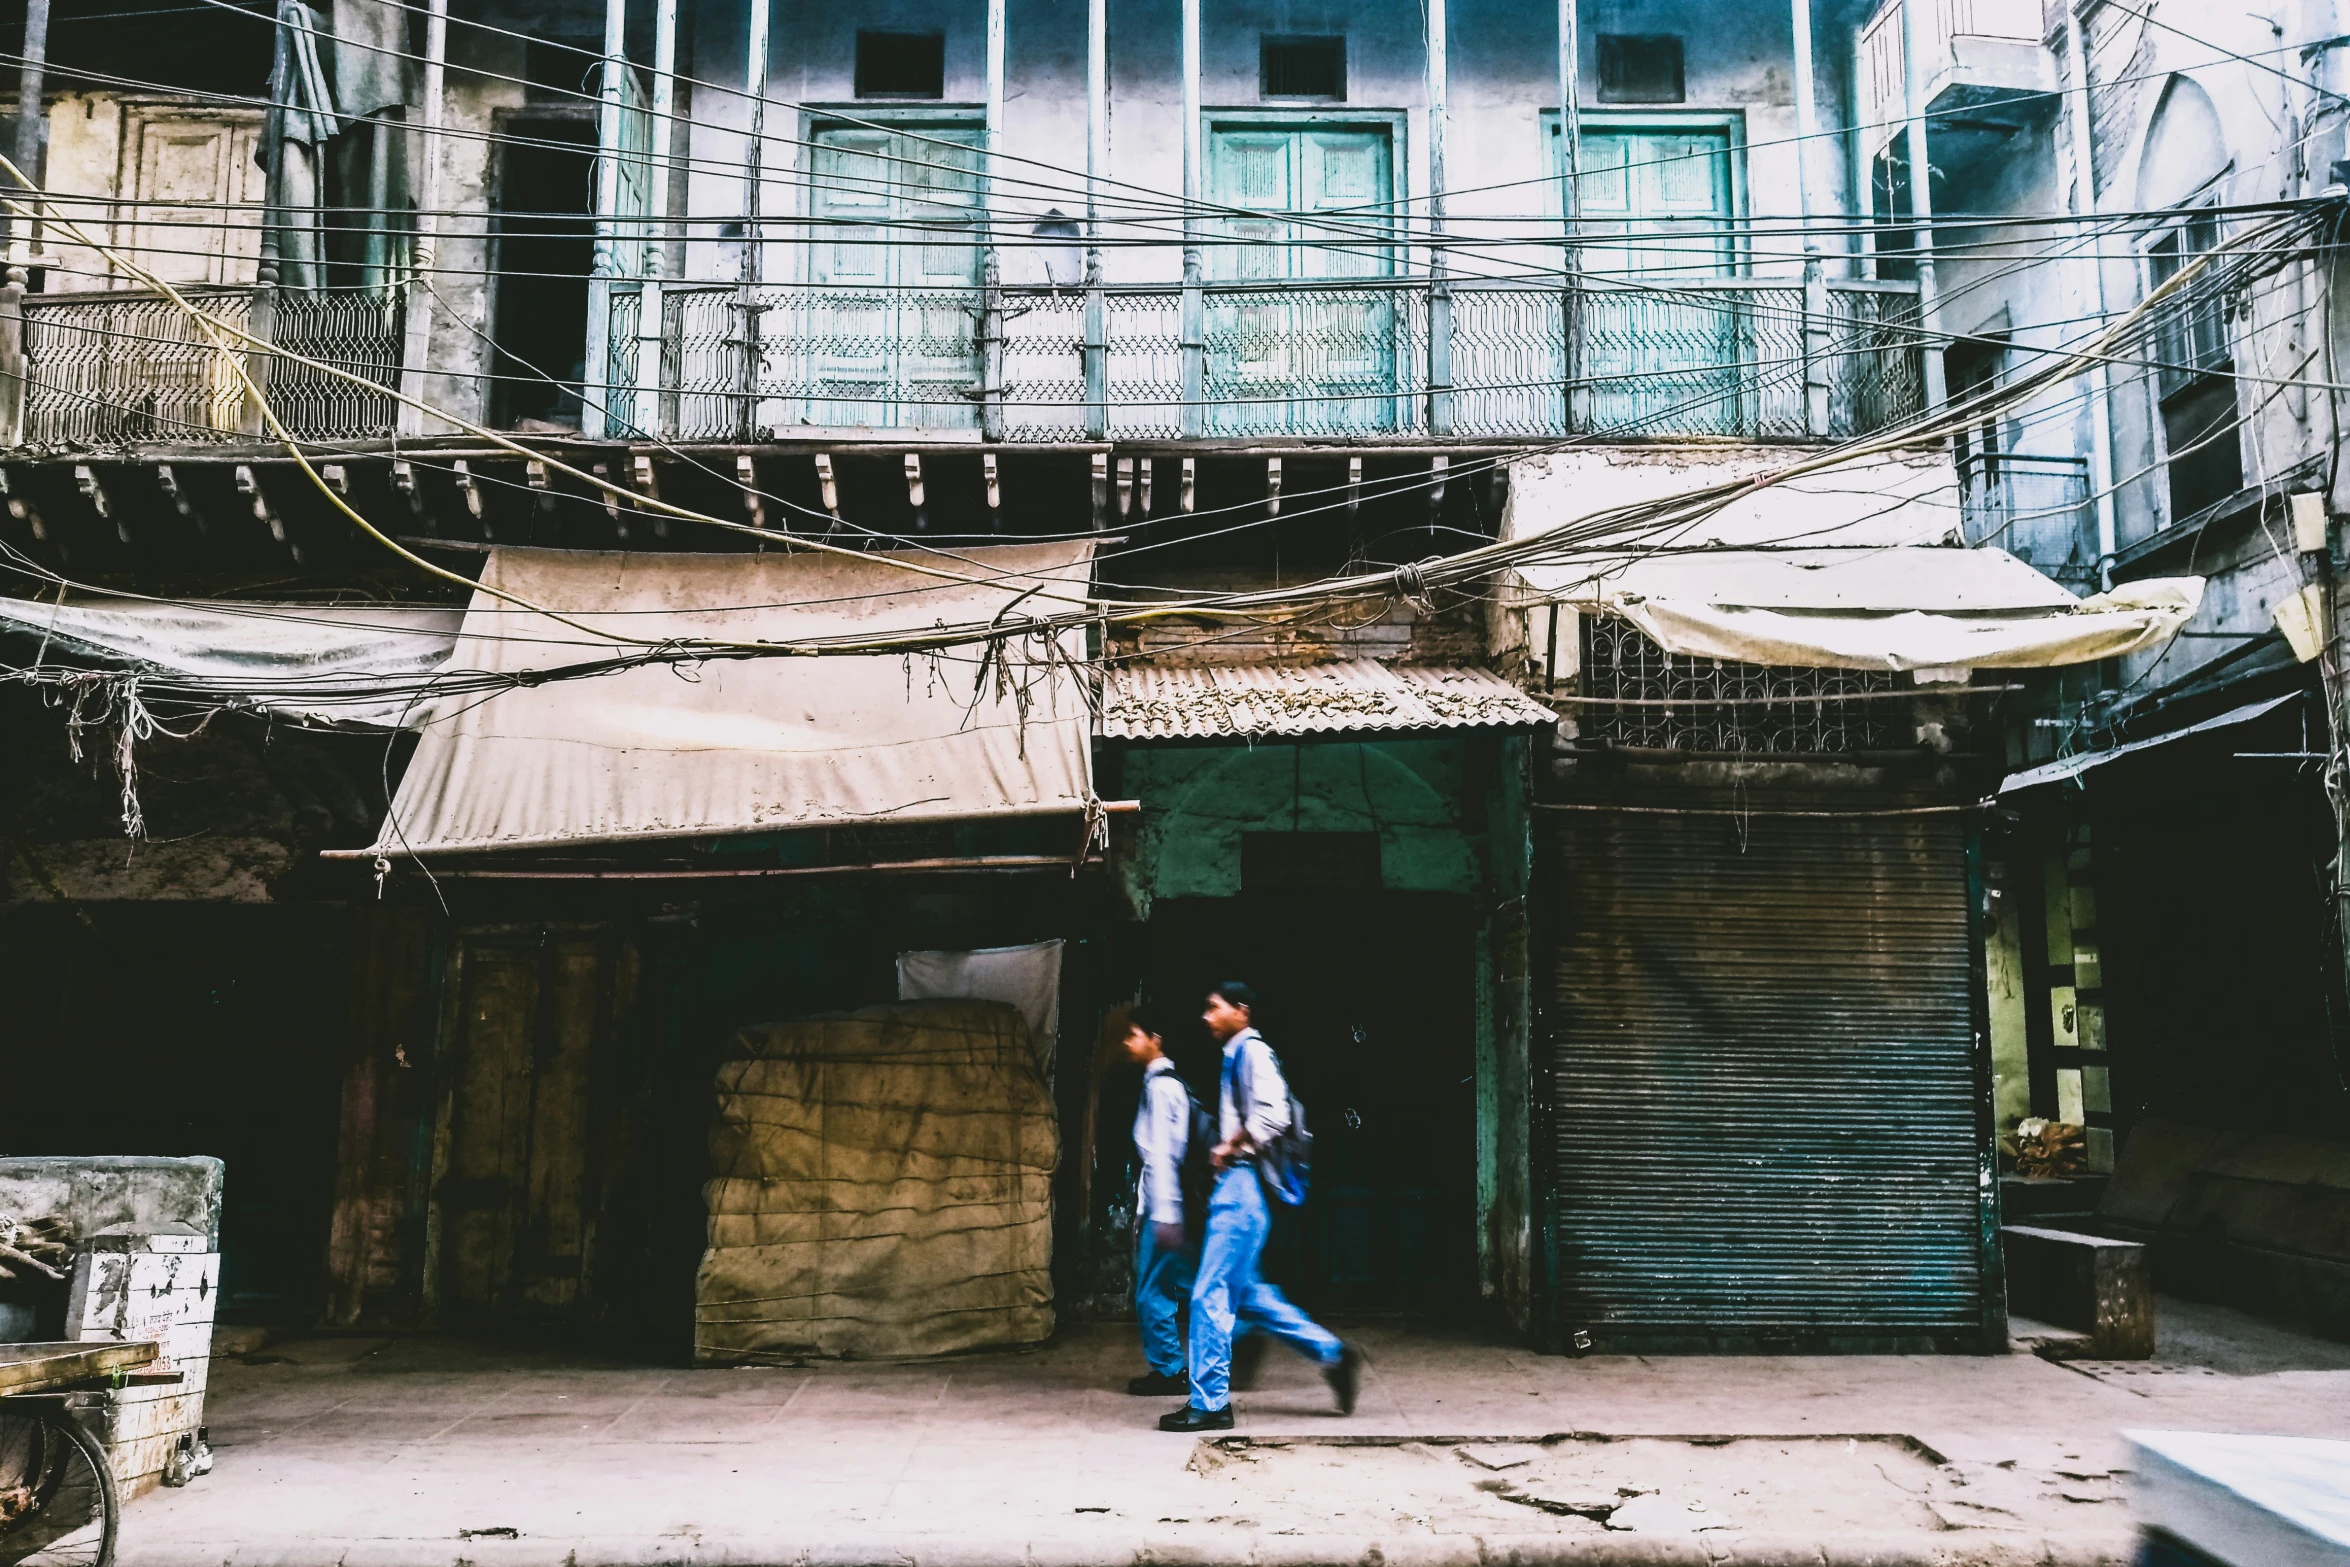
left=601, top=274, right=1924, bottom=445
left=12, top=285, right=406, bottom=446
left=2, top=273, right=1925, bottom=451
left=1857, top=0, right=2058, bottom=159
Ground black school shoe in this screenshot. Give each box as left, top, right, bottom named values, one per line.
left=1158, top=1404, right=1235, bottom=1432
left=1325, top=1344, right=1364, bottom=1415
left=1126, top=1369, right=1190, bottom=1396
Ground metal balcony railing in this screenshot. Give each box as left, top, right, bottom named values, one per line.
left=13, top=285, right=405, bottom=446
left=600, top=274, right=1925, bottom=445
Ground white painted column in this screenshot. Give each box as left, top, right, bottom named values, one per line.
left=630, top=0, right=679, bottom=440
left=981, top=0, right=1007, bottom=440
left=1179, top=0, right=1204, bottom=437
left=1082, top=0, right=1107, bottom=437
left=2063, top=5, right=2118, bottom=568
left=1791, top=0, right=1829, bottom=434
left=1557, top=0, right=1582, bottom=433
left=1898, top=0, right=1947, bottom=408
left=736, top=0, right=771, bottom=438
left=583, top=0, right=628, bottom=437
left=1426, top=0, right=1451, bottom=435
left=395, top=0, right=447, bottom=435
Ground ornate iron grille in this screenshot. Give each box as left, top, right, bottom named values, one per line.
left=1579, top=613, right=1906, bottom=754
left=1000, top=288, right=1086, bottom=442
left=594, top=275, right=1925, bottom=444
left=267, top=287, right=403, bottom=440
left=21, top=285, right=403, bottom=445
left=22, top=288, right=253, bottom=443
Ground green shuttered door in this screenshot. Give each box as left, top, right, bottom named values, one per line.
left=802, top=125, right=983, bottom=428
left=1207, top=125, right=1397, bottom=434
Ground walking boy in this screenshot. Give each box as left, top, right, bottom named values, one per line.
left=1158, top=981, right=1362, bottom=1432
left=1122, top=1008, right=1195, bottom=1396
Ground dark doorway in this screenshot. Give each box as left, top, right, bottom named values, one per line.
left=1141, top=892, right=1477, bottom=1311
left=490, top=115, right=596, bottom=428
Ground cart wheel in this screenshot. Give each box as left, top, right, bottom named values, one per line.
left=0, top=1406, right=117, bottom=1567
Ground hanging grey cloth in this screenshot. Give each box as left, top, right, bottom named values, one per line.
left=326, top=0, right=414, bottom=120
left=268, top=0, right=340, bottom=290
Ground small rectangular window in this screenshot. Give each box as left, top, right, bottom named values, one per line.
left=1597, top=34, right=1685, bottom=104
left=1261, top=35, right=1346, bottom=101
left=855, top=31, right=945, bottom=99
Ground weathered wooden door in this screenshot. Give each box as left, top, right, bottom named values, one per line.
left=1572, top=126, right=1743, bottom=434
left=1206, top=126, right=1397, bottom=435
left=435, top=930, right=629, bottom=1320
left=124, top=107, right=264, bottom=285
left=800, top=125, right=982, bottom=428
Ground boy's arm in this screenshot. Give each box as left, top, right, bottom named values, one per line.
left=1141, top=1076, right=1187, bottom=1225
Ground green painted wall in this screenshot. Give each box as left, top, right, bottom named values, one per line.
left=1116, top=738, right=1482, bottom=912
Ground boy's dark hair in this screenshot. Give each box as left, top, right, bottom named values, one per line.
left=1209, top=979, right=1258, bottom=1014
left=1124, top=1004, right=1168, bottom=1041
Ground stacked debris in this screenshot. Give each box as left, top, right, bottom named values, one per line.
left=0, top=1214, right=73, bottom=1282
left=2010, top=1119, right=2089, bottom=1178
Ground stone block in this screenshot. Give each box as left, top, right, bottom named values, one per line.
left=2002, top=1223, right=2155, bottom=1358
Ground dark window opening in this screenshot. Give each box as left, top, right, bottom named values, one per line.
left=1598, top=34, right=1685, bottom=104
left=856, top=31, right=946, bottom=99
left=2148, top=208, right=2242, bottom=520
left=2147, top=211, right=2231, bottom=397
left=490, top=115, right=596, bottom=429
left=1261, top=35, right=1347, bottom=100
left=2161, top=378, right=2244, bottom=521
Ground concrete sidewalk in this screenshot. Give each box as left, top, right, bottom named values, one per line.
left=122, top=1299, right=2350, bottom=1567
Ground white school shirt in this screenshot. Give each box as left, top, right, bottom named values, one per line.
left=1219, top=1027, right=1292, bottom=1150
left=1133, top=1057, right=1190, bottom=1226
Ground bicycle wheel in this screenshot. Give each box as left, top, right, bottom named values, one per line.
left=0, top=1406, right=116, bottom=1567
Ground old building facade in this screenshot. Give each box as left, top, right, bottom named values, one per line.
left=7, top=0, right=2321, bottom=1357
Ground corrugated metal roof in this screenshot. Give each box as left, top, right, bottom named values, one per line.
left=1098, top=660, right=1557, bottom=740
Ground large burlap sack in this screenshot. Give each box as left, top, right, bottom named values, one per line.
left=694, top=999, right=1057, bottom=1362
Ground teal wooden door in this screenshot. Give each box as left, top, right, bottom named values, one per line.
left=1206, top=126, right=1398, bottom=435
left=800, top=126, right=982, bottom=428
left=1570, top=126, right=1744, bottom=435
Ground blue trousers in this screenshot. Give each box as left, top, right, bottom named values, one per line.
left=1133, top=1216, right=1195, bottom=1376
left=1188, top=1165, right=1342, bottom=1411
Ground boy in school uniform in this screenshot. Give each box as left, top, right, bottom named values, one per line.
left=1158, top=981, right=1361, bottom=1432
left=1122, top=1008, right=1196, bottom=1396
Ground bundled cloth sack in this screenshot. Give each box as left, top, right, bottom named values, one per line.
left=695, top=999, right=1058, bottom=1363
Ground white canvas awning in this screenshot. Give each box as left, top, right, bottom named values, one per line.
left=0, top=595, right=463, bottom=727
left=1497, top=449, right=2200, bottom=671
left=366, top=543, right=1097, bottom=858
left=1510, top=549, right=2203, bottom=672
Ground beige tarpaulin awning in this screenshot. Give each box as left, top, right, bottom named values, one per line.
left=1512, top=548, right=2203, bottom=672
left=1497, top=449, right=2201, bottom=671
left=365, top=542, right=1097, bottom=857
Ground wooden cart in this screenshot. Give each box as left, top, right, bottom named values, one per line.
left=0, top=1341, right=159, bottom=1567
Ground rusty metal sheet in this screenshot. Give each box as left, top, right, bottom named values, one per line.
left=1098, top=660, right=1555, bottom=740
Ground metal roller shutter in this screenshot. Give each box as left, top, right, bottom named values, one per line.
left=1539, top=809, right=1995, bottom=1351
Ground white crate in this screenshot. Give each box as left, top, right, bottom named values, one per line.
left=64, top=1238, right=218, bottom=1494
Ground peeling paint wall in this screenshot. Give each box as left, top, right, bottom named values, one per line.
left=1117, top=738, right=1480, bottom=909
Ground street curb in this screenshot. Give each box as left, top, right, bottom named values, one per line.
left=123, top=1529, right=2138, bottom=1567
